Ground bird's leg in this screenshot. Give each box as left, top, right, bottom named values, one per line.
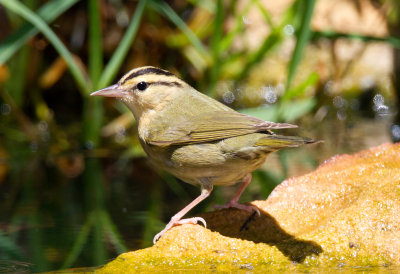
left=153, top=183, right=213, bottom=244
left=214, top=173, right=260, bottom=215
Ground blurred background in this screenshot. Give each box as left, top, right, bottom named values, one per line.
left=0, top=0, right=399, bottom=272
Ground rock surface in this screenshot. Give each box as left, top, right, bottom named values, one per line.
left=98, top=143, right=400, bottom=272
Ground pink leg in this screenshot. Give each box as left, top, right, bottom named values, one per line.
left=153, top=184, right=213, bottom=243
left=214, top=173, right=260, bottom=215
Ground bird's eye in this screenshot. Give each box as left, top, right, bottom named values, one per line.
left=137, top=81, right=148, bottom=91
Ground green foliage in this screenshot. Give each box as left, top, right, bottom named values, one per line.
left=98, top=0, right=147, bottom=90
left=0, top=0, right=397, bottom=271
left=0, top=0, right=87, bottom=91
left=286, top=0, right=316, bottom=91
left=0, top=0, right=79, bottom=65
left=0, top=230, right=24, bottom=260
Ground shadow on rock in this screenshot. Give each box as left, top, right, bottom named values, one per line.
left=201, top=207, right=323, bottom=263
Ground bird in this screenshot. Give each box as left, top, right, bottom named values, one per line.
left=91, top=66, right=316, bottom=243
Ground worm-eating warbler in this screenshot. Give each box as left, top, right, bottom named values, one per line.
left=91, top=66, right=315, bottom=243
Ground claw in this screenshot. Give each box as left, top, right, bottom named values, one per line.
left=192, top=217, right=206, bottom=228
left=153, top=217, right=208, bottom=244
left=153, top=231, right=164, bottom=244
left=199, top=217, right=207, bottom=228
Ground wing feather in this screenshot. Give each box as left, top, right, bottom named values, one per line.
left=146, top=111, right=297, bottom=146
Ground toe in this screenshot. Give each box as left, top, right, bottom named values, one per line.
left=177, top=217, right=207, bottom=227
left=153, top=217, right=208, bottom=244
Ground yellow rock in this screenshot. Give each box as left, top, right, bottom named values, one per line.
left=98, top=143, right=400, bottom=272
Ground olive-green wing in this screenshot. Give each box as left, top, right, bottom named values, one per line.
left=255, top=135, right=316, bottom=148
left=146, top=111, right=297, bottom=146
left=221, top=133, right=317, bottom=160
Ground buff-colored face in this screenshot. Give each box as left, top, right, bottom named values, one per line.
left=91, top=66, right=187, bottom=119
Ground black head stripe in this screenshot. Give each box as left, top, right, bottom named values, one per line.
left=131, top=81, right=182, bottom=92
left=122, top=67, right=175, bottom=84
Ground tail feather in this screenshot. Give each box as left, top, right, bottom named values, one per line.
left=255, top=135, right=318, bottom=149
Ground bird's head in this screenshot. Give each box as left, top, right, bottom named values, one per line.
left=91, top=66, right=186, bottom=119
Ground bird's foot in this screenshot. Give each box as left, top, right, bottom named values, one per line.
left=213, top=201, right=260, bottom=216
left=153, top=217, right=206, bottom=244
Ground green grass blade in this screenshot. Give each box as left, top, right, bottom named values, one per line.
left=207, top=0, right=224, bottom=93
left=100, top=211, right=128, bottom=253
left=285, top=0, right=316, bottom=91
left=219, top=0, right=254, bottom=53
left=88, top=0, right=103, bottom=89
left=283, top=71, right=319, bottom=100
left=164, top=173, right=189, bottom=199
left=5, top=47, right=29, bottom=106
left=312, top=31, right=400, bottom=49
left=187, top=0, right=215, bottom=12
left=149, top=0, right=208, bottom=56
left=61, top=214, right=94, bottom=269
left=0, top=0, right=88, bottom=92
left=0, top=0, right=79, bottom=65
left=254, top=0, right=274, bottom=27
left=279, top=97, right=316, bottom=122
left=239, top=105, right=279, bottom=122
left=253, top=170, right=284, bottom=198
left=99, top=0, right=147, bottom=88
left=82, top=0, right=104, bottom=149
left=28, top=216, right=49, bottom=272
left=141, top=180, right=164, bottom=247
left=210, top=0, right=223, bottom=60
left=235, top=0, right=298, bottom=83
left=236, top=28, right=282, bottom=82
left=93, top=210, right=106, bottom=265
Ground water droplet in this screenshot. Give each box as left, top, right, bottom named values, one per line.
left=30, top=142, right=38, bottom=152
left=85, top=141, right=94, bottom=150
left=391, top=125, right=400, bottom=141
left=262, top=85, right=277, bottom=104
left=283, top=24, right=294, bottom=35
left=242, top=16, right=251, bottom=25
left=116, top=10, right=130, bottom=27
left=373, top=104, right=389, bottom=115
left=38, top=121, right=48, bottom=131
left=333, top=96, right=346, bottom=109
left=222, top=91, right=235, bottom=104
left=1, top=103, right=11, bottom=115
left=373, top=94, right=384, bottom=106
left=372, top=94, right=389, bottom=116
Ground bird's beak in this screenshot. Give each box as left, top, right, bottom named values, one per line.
left=90, top=84, right=128, bottom=98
